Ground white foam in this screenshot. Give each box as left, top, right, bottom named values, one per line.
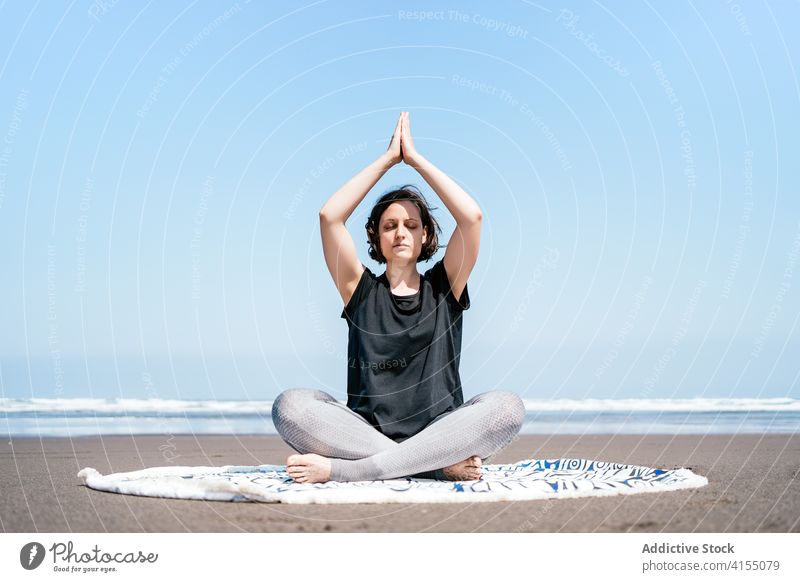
left=519, top=397, right=800, bottom=412
left=2, top=396, right=798, bottom=414
left=0, top=397, right=275, bottom=414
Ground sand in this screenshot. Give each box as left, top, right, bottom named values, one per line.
left=1, top=434, right=798, bottom=532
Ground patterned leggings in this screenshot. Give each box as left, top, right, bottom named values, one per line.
left=271, top=388, right=525, bottom=481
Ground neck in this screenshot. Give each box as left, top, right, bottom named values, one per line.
left=384, top=259, right=420, bottom=293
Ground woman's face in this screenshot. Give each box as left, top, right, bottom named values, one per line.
left=379, top=201, right=427, bottom=264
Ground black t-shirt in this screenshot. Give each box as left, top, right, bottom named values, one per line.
left=340, top=259, right=470, bottom=442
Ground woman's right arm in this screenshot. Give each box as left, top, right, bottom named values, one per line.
left=319, top=114, right=403, bottom=305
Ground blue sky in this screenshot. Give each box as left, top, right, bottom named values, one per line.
left=1, top=1, right=798, bottom=402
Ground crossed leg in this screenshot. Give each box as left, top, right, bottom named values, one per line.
left=271, top=388, right=450, bottom=480
left=271, top=388, right=525, bottom=482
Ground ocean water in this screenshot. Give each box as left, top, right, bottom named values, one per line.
left=1, top=397, right=798, bottom=438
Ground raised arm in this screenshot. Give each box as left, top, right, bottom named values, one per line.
left=399, top=112, right=482, bottom=302
left=319, top=113, right=403, bottom=305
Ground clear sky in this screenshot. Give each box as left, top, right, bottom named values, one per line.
left=1, top=1, right=798, bottom=403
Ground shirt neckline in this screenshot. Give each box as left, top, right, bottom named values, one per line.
left=381, top=273, right=423, bottom=311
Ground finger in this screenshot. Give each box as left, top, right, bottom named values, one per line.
left=395, top=112, right=403, bottom=131
left=392, top=116, right=403, bottom=142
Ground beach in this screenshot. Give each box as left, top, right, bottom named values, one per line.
left=1, top=434, right=797, bottom=533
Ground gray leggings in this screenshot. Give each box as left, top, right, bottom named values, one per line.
left=271, top=388, right=525, bottom=481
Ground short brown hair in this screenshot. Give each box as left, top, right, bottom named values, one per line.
left=365, top=185, right=442, bottom=264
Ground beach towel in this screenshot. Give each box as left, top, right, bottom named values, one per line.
left=77, top=458, right=707, bottom=504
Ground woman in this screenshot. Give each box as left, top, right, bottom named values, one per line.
left=272, top=112, right=525, bottom=483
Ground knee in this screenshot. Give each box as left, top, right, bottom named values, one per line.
left=271, top=388, right=322, bottom=430
left=484, top=390, right=526, bottom=435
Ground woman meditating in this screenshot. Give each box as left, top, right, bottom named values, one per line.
left=272, top=112, right=525, bottom=483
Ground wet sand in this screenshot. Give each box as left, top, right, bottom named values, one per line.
left=1, top=434, right=798, bottom=532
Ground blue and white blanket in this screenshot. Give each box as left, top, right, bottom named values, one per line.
left=78, top=458, right=707, bottom=504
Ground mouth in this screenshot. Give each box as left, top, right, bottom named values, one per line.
left=393, top=244, right=408, bottom=249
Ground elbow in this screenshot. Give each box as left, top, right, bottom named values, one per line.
left=456, top=213, right=481, bottom=227
left=319, top=210, right=344, bottom=225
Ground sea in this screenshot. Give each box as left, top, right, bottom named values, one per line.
left=1, top=397, right=798, bottom=438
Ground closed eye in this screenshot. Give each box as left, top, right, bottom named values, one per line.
left=384, top=222, right=418, bottom=230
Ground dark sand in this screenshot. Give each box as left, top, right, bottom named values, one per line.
left=1, top=434, right=798, bottom=532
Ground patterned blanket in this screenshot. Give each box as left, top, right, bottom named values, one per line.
left=77, top=458, right=707, bottom=504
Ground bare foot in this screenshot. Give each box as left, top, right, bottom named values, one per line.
left=442, top=455, right=482, bottom=481
left=286, top=453, right=332, bottom=484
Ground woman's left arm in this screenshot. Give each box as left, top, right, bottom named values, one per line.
left=401, top=112, right=481, bottom=301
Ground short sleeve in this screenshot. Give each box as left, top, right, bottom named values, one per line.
left=427, top=259, right=470, bottom=311
left=341, top=265, right=376, bottom=320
